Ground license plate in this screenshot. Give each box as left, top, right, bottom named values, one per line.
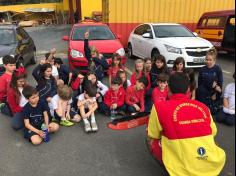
left=193, top=57, right=205, bottom=63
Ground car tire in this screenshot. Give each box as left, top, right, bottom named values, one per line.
left=151, top=49, right=160, bottom=59
left=30, top=50, right=37, bottom=65
left=128, top=43, right=134, bottom=59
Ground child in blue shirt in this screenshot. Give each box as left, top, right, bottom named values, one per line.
left=84, top=31, right=109, bottom=81
left=22, top=85, right=59, bottom=145
left=36, top=63, right=58, bottom=103
left=54, top=58, right=72, bottom=85
left=197, top=48, right=223, bottom=114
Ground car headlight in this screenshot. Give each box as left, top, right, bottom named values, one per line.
left=116, top=48, right=125, bottom=57
left=70, top=49, right=84, bottom=58
left=165, top=45, right=182, bottom=54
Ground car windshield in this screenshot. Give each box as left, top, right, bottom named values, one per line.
left=153, top=25, right=195, bottom=38
left=0, top=29, right=15, bottom=45
left=72, top=26, right=116, bottom=40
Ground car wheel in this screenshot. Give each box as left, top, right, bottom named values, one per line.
left=30, top=50, right=37, bottom=65
left=151, top=49, right=160, bottom=58
left=128, top=43, right=134, bottom=59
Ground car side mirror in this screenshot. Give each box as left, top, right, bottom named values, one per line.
left=62, top=35, right=69, bottom=41
left=193, top=32, right=198, bottom=37
left=116, top=34, right=122, bottom=39
left=142, top=33, right=152, bottom=38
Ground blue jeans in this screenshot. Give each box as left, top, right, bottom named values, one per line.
left=127, top=105, right=139, bottom=114
left=0, top=103, right=13, bottom=117
left=99, top=102, right=126, bottom=116
left=196, top=86, right=222, bottom=114
left=215, top=110, right=235, bottom=126
left=145, top=88, right=153, bottom=112
left=11, top=112, right=24, bottom=130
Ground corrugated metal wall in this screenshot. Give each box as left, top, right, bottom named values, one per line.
left=103, top=0, right=235, bottom=47
left=107, top=0, right=234, bottom=23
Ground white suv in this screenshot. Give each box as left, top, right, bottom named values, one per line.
left=128, top=23, right=213, bottom=68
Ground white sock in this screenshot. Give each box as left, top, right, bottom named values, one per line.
left=83, top=118, right=89, bottom=124
left=91, top=114, right=96, bottom=123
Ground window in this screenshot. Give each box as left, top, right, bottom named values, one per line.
left=0, top=0, right=62, bottom=5
left=206, top=17, right=227, bottom=27
left=134, top=25, right=146, bottom=35
left=143, top=24, right=153, bottom=38
left=153, top=25, right=195, bottom=38
left=199, top=18, right=207, bottom=27
left=72, top=26, right=116, bottom=41
left=229, top=16, right=235, bottom=26
left=0, top=29, right=16, bottom=45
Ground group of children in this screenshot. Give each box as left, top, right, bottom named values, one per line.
left=0, top=33, right=234, bottom=145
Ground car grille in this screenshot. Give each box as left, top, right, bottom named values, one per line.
left=102, top=53, right=113, bottom=59
left=186, top=51, right=207, bottom=57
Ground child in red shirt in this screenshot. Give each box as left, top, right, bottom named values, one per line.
left=126, top=76, right=149, bottom=114
left=152, top=73, right=169, bottom=104
left=108, top=53, right=124, bottom=86
left=7, top=69, right=28, bottom=130
left=0, top=55, right=16, bottom=116
left=130, top=59, right=151, bottom=90
left=116, top=69, right=131, bottom=90
left=100, top=77, right=126, bottom=117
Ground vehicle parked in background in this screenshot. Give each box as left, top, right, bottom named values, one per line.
left=128, top=23, right=213, bottom=68
left=195, top=10, right=235, bottom=54
left=0, top=24, right=36, bottom=75
left=62, top=19, right=126, bottom=71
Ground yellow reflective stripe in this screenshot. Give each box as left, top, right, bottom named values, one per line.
left=148, top=106, right=162, bottom=139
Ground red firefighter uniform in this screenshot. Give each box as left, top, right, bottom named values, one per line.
left=148, top=94, right=226, bottom=176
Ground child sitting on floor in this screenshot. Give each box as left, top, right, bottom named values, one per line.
left=0, top=55, right=16, bottom=116
left=7, top=68, right=28, bottom=130
left=116, top=69, right=131, bottom=90
left=150, top=55, right=169, bottom=88
left=216, top=72, right=235, bottom=126
left=54, top=58, right=73, bottom=85
left=108, top=53, right=124, bottom=86
left=100, top=77, right=126, bottom=117
left=50, top=85, right=81, bottom=127
left=22, top=85, right=59, bottom=145
left=152, top=73, right=169, bottom=104
left=125, top=76, right=148, bottom=114
left=196, top=48, right=223, bottom=114
left=77, top=81, right=98, bottom=133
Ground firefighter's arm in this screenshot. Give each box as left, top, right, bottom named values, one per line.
left=148, top=106, right=163, bottom=140
left=210, top=114, right=217, bottom=137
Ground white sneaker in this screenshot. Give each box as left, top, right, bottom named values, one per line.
left=84, top=123, right=92, bottom=133
left=91, top=121, right=98, bottom=132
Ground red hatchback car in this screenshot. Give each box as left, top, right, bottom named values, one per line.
left=63, top=20, right=126, bottom=71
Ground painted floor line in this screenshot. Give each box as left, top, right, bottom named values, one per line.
left=223, top=70, right=232, bottom=74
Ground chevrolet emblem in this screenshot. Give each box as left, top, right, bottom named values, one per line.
left=196, top=48, right=202, bottom=52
